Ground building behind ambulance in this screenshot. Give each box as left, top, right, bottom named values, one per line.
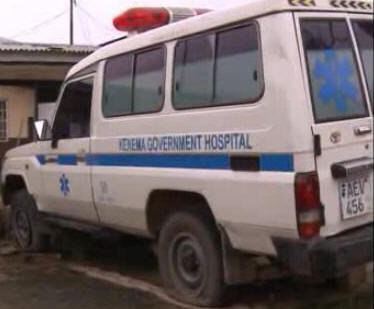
left=1, top=0, right=373, bottom=307
left=0, top=39, right=95, bottom=160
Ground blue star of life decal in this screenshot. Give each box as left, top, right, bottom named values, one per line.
left=59, top=174, right=70, bottom=197
left=313, top=49, right=359, bottom=112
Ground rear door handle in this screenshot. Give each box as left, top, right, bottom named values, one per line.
left=355, top=126, right=372, bottom=136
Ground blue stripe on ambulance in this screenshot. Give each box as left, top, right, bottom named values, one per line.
left=57, top=155, right=77, bottom=166
left=36, top=153, right=294, bottom=172
left=36, top=155, right=46, bottom=165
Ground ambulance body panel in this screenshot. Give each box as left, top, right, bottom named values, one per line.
left=2, top=0, right=373, bottom=305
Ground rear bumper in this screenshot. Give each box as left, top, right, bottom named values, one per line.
left=273, top=224, right=373, bottom=278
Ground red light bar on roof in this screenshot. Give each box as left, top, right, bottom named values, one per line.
left=113, top=7, right=210, bottom=33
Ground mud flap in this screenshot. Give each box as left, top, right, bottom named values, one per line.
left=219, top=228, right=287, bottom=285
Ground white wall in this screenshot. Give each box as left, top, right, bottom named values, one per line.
left=38, top=102, right=56, bottom=124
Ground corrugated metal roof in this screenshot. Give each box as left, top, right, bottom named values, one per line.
left=0, top=41, right=96, bottom=54
left=0, top=37, right=16, bottom=43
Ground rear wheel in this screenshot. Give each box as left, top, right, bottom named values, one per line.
left=10, top=189, right=48, bottom=252
left=158, top=212, right=225, bottom=307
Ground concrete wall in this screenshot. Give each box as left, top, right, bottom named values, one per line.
left=0, top=85, right=35, bottom=139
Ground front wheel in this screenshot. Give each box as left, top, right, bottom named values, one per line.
left=158, top=212, right=225, bottom=307
left=10, top=189, right=48, bottom=252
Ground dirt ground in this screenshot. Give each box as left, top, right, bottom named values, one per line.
left=0, top=228, right=372, bottom=309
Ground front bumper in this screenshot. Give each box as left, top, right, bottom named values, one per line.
left=273, top=224, right=373, bottom=278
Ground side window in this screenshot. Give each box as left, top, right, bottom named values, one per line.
left=103, top=54, right=133, bottom=117
left=174, top=35, right=215, bottom=108
left=215, top=25, right=262, bottom=104
left=133, top=48, right=165, bottom=113
left=173, top=23, right=263, bottom=109
left=103, top=47, right=165, bottom=117
left=53, top=78, right=93, bottom=139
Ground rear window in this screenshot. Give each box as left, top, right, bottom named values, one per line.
left=300, top=20, right=368, bottom=123
left=352, top=20, right=373, bottom=105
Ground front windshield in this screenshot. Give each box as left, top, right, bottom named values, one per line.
left=300, top=19, right=369, bottom=123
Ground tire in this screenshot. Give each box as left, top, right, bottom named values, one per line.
left=10, top=189, right=48, bottom=252
left=158, top=212, right=226, bottom=307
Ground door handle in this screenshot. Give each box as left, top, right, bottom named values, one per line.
left=354, top=126, right=372, bottom=136
left=76, top=149, right=86, bottom=163
left=44, top=155, right=58, bottom=164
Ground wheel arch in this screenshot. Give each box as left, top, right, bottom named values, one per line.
left=2, top=173, right=30, bottom=206
left=146, top=189, right=218, bottom=238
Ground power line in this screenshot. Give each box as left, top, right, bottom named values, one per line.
left=76, top=3, right=116, bottom=35
left=77, top=8, right=92, bottom=44
left=10, top=9, right=69, bottom=39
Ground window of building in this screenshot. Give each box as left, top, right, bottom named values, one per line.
left=173, top=23, right=263, bottom=109
left=103, top=47, right=165, bottom=117
left=52, top=78, right=93, bottom=140
left=0, top=100, right=7, bottom=141
left=36, top=81, right=62, bottom=103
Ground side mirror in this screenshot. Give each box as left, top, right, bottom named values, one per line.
left=33, top=120, right=51, bottom=141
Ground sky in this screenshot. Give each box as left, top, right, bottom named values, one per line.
left=0, top=0, right=250, bottom=45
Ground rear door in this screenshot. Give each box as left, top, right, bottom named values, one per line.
left=296, top=12, right=373, bottom=236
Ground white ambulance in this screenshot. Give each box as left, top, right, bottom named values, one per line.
left=1, top=0, right=373, bottom=306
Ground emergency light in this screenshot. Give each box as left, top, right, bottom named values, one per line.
left=113, top=7, right=210, bottom=33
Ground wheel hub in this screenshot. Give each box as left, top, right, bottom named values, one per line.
left=15, top=209, right=31, bottom=246
left=170, top=233, right=206, bottom=295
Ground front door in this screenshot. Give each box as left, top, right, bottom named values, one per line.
left=38, top=76, right=99, bottom=223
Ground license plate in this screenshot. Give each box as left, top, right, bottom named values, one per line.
left=340, top=175, right=373, bottom=220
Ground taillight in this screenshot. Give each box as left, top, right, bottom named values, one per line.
left=295, top=172, right=323, bottom=239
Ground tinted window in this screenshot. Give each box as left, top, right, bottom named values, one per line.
left=174, top=35, right=215, bottom=108
left=133, top=48, right=165, bottom=113
left=53, top=78, right=93, bottom=139
left=103, top=47, right=165, bottom=117
left=173, top=24, right=263, bottom=109
left=353, top=20, right=373, bottom=105
left=215, top=25, right=263, bottom=104
left=103, top=54, right=133, bottom=117
left=301, top=20, right=368, bottom=122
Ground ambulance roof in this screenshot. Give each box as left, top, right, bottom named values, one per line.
left=66, top=0, right=373, bottom=79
